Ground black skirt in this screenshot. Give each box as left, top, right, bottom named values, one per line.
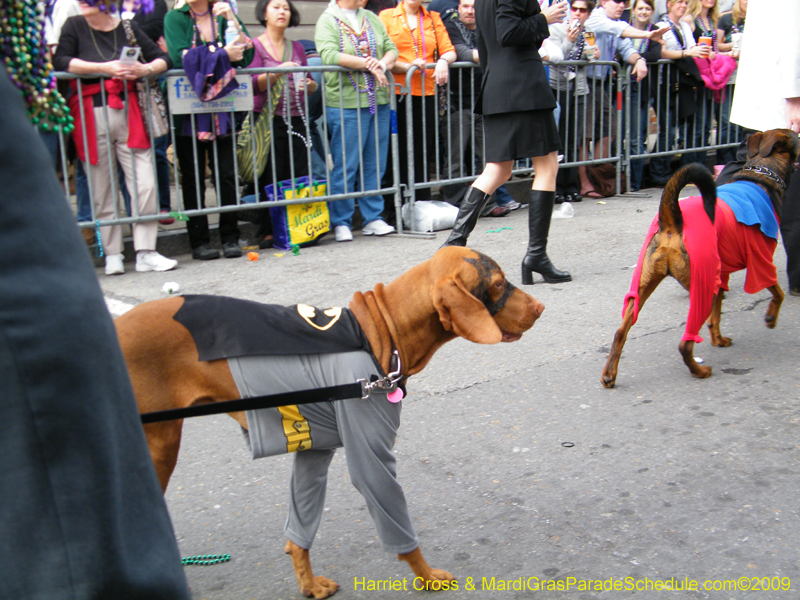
left=484, top=108, right=562, bottom=163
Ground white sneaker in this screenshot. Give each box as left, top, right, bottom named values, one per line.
left=334, top=225, right=353, bottom=242
left=502, top=200, right=522, bottom=211
left=105, top=254, right=125, bottom=276
left=362, top=219, right=396, bottom=236
left=136, top=250, right=178, bottom=272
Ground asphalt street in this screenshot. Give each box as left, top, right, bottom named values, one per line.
left=99, top=186, right=800, bottom=600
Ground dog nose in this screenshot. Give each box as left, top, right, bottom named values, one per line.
left=534, top=300, right=545, bottom=317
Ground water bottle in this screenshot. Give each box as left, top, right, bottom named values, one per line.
left=225, top=21, right=239, bottom=46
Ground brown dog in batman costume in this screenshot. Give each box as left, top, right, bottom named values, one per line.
left=116, top=247, right=543, bottom=598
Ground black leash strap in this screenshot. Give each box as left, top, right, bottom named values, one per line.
left=140, top=382, right=364, bottom=424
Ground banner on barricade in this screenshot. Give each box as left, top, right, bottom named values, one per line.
left=167, top=74, right=254, bottom=114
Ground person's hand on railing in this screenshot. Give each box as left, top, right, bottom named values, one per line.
left=408, top=57, right=427, bottom=72
left=542, top=0, right=569, bottom=25
left=363, top=55, right=389, bottom=87
left=124, top=61, right=162, bottom=81
left=372, top=67, right=389, bottom=87
left=632, top=59, right=647, bottom=82
left=433, top=58, right=449, bottom=86
left=103, top=60, right=135, bottom=80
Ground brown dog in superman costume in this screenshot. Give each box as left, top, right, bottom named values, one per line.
left=602, top=129, right=799, bottom=387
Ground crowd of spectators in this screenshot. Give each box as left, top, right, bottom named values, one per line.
left=46, top=0, right=748, bottom=275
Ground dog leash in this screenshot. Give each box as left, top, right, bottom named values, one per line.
left=140, top=351, right=403, bottom=424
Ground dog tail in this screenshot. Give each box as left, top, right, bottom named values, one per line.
left=659, top=163, right=717, bottom=234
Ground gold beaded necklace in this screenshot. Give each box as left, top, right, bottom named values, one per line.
left=87, top=20, right=120, bottom=61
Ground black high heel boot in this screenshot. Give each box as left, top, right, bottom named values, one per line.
left=521, top=189, right=572, bottom=284
left=441, top=186, right=491, bottom=247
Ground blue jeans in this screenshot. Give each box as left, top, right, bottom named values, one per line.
left=326, top=103, right=390, bottom=228
left=628, top=82, right=652, bottom=192
left=38, top=130, right=60, bottom=168
left=494, top=185, right=514, bottom=206
left=76, top=160, right=92, bottom=223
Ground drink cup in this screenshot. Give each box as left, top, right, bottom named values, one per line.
left=584, top=31, right=597, bottom=61
left=698, top=35, right=712, bottom=55
left=731, top=32, right=743, bottom=57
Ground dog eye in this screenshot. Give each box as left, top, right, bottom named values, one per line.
left=494, top=279, right=505, bottom=290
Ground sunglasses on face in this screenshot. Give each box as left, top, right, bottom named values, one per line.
left=608, top=0, right=628, bottom=4
left=572, top=6, right=589, bottom=12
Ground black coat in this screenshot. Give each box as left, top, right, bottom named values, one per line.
left=474, top=0, right=557, bottom=115
left=0, top=69, right=191, bottom=600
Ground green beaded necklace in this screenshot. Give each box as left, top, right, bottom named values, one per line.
left=181, top=553, right=231, bottom=566
left=1, top=0, right=73, bottom=133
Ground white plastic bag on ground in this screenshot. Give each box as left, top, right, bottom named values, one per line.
left=552, top=201, right=574, bottom=219
left=401, top=200, right=460, bottom=232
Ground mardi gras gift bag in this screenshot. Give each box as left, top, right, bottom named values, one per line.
left=266, top=176, right=330, bottom=250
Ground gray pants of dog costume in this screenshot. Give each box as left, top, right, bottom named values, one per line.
left=229, top=351, right=419, bottom=554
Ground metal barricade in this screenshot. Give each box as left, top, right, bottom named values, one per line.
left=54, top=65, right=408, bottom=239
left=399, top=59, right=624, bottom=217
left=621, top=60, right=739, bottom=191
left=53, top=58, right=743, bottom=244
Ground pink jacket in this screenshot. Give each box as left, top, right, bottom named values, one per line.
left=694, top=54, right=737, bottom=102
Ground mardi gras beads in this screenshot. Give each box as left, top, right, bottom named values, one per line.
left=0, top=0, right=72, bottom=133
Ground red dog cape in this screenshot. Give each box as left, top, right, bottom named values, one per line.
left=624, top=191, right=779, bottom=343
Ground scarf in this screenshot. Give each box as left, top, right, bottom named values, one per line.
left=181, top=44, right=239, bottom=140
left=67, top=78, right=150, bottom=166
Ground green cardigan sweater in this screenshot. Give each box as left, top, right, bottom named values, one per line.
left=163, top=4, right=255, bottom=130
left=315, top=5, right=397, bottom=110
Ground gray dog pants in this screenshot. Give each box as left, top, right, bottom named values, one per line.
left=229, top=351, right=419, bottom=554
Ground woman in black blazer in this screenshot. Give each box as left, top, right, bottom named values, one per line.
left=443, top=0, right=572, bottom=286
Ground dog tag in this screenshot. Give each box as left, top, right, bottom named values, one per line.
left=387, top=388, right=404, bottom=403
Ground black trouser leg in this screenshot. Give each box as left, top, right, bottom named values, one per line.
left=175, top=134, right=210, bottom=250
left=211, top=135, right=240, bottom=246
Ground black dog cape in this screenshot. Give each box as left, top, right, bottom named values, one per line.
left=173, top=294, right=372, bottom=361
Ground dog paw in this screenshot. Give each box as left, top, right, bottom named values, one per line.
left=601, top=375, right=616, bottom=388
left=691, top=365, right=712, bottom=379
left=717, top=336, right=732, bottom=347
left=302, top=576, right=340, bottom=599
left=765, top=315, right=778, bottom=329
left=417, top=569, right=456, bottom=590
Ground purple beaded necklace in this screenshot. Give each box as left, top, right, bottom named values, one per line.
left=335, top=15, right=379, bottom=114
left=694, top=14, right=717, bottom=50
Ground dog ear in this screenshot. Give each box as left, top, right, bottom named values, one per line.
left=746, top=131, right=764, bottom=159
left=433, top=275, right=503, bottom=344
left=756, top=129, right=788, bottom=159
